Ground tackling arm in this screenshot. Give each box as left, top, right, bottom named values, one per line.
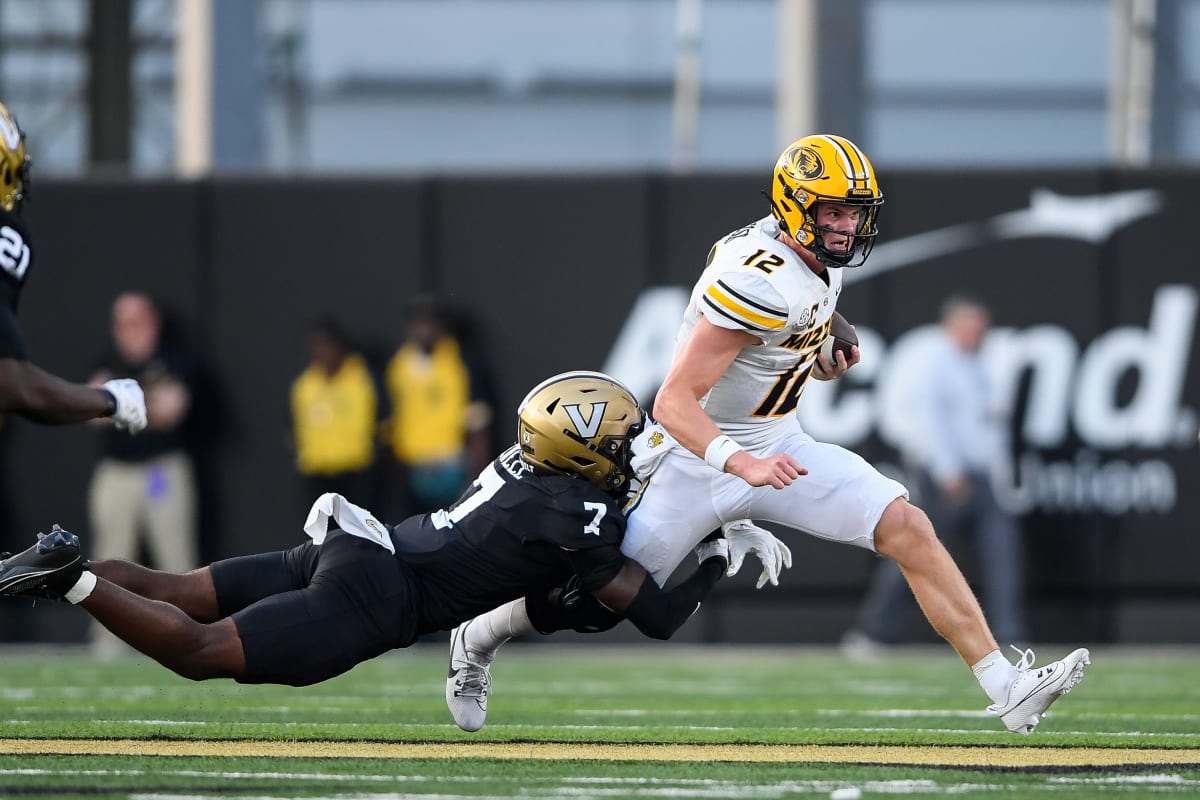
left=591, top=555, right=725, bottom=641
left=0, top=358, right=147, bottom=431
left=0, top=357, right=115, bottom=423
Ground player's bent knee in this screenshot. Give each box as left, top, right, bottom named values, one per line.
left=873, top=498, right=936, bottom=562
left=170, top=618, right=246, bottom=682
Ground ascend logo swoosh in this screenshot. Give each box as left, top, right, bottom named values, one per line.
left=603, top=188, right=1166, bottom=404
left=0, top=113, right=19, bottom=151
left=844, top=188, right=1162, bottom=285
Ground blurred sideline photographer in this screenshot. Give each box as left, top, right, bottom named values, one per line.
left=843, top=295, right=1027, bottom=657
left=0, top=372, right=770, bottom=692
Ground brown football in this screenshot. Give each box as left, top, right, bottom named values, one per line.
left=819, top=311, right=858, bottom=366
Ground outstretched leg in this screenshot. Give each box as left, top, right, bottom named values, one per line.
left=0, top=530, right=244, bottom=680
left=873, top=497, right=1088, bottom=735
left=2, top=528, right=415, bottom=688
left=80, top=578, right=245, bottom=680
left=872, top=497, right=996, bottom=665
left=446, top=578, right=625, bottom=731
left=90, top=560, right=221, bottom=622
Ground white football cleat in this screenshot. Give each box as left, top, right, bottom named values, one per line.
left=445, top=621, right=493, bottom=732
left=988, top=646, right=1090, bottom=736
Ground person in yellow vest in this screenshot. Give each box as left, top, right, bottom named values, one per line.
left=290, top=319, right=380, bottom=513
left=384, top=297, right=493, bottom=517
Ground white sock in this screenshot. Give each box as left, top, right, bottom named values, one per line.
left=64, top=571, right=97, bottom=605
left=971, top=649, right=1018, bottom=705
left=462, top=599, right=536, bottom=664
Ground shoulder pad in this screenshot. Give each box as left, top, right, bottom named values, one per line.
left=699, top=266, right=790, bottom=335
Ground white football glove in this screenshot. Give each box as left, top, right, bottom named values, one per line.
left=723, top=519, right=793, bottom=589
left=694, top=537, right=730, bottom=571
left=102, top=378, right=148, bottom=434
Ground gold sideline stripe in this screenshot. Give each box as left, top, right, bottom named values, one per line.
left=0, top=739, right=1197, bottom=767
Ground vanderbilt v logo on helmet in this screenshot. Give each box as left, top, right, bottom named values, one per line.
left=769, top=133, right=883, bottom=268
left=0, top=101, right=30, bottom=213
left=563, top=401, right=606, bottom=439
left=518, top=371, right=644, bottom=493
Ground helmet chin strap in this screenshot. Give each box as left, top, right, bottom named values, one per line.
left=809, top=220, right=867, bottom=268
left=813, top=248, right=849, bottom=269
left=775, top=230, right=828, bottom=274
left=771, top=204, right=870, bottom=270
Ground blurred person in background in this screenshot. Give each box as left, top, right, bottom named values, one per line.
left=842, top=295, right=1027, bottom=658
left=0, top=372, right=770, bottom=690
left=290, top=318, right=381, bottom=515
left=384, top=296, right=493, bottom=517
left=446, top=135, right=1087, bottom=738
left=87, top=292, right=199, bottom=651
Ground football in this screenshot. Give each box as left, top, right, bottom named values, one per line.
left=819, top=311, right=858, bottom=366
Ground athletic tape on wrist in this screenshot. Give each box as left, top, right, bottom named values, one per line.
left=703, top=435, right=744, bottom=472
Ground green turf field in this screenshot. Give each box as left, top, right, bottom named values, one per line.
left=0, top=643, right=1197, bottom=798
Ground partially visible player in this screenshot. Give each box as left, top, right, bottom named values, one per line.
left=0, top=101, right=145, bottom=431
left=448, top=134, right=1090, bottom=737
left=0, top=372, right=768, bottom=700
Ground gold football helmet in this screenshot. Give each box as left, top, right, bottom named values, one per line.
left=517, top=371, right=644, bottom=493
left=769, top=133, right=882, bottom=268
left=0, top=102, right=29, bottom=213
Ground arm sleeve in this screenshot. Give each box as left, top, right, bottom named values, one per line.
left=623, top=556, right=725, bottom=640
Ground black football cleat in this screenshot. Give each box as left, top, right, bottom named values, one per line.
left=0, top=525, right=86, bottom=599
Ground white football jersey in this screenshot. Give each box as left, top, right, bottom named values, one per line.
left=679, top=215, right=841, bottom=443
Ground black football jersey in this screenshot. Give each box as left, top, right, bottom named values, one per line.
left=390, top=444, right=628, bottom=634
left=0, top=207, right=31, bottom=360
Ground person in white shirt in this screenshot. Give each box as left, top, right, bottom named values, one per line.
left=844, top=296, right=1028, bottom=654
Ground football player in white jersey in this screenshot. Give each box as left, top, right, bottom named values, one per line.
left=447, top=134, right=1089, bottom=737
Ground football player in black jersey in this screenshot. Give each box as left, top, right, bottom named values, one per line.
left=0, top=101, right=146, bottom=432
left=0, top=372, right=743, bottom=691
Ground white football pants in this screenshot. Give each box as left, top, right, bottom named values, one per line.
left=622, top=419, right=907, bottom=585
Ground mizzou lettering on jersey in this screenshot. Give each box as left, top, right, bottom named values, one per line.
left=779, top=316, right=831, bottom=352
